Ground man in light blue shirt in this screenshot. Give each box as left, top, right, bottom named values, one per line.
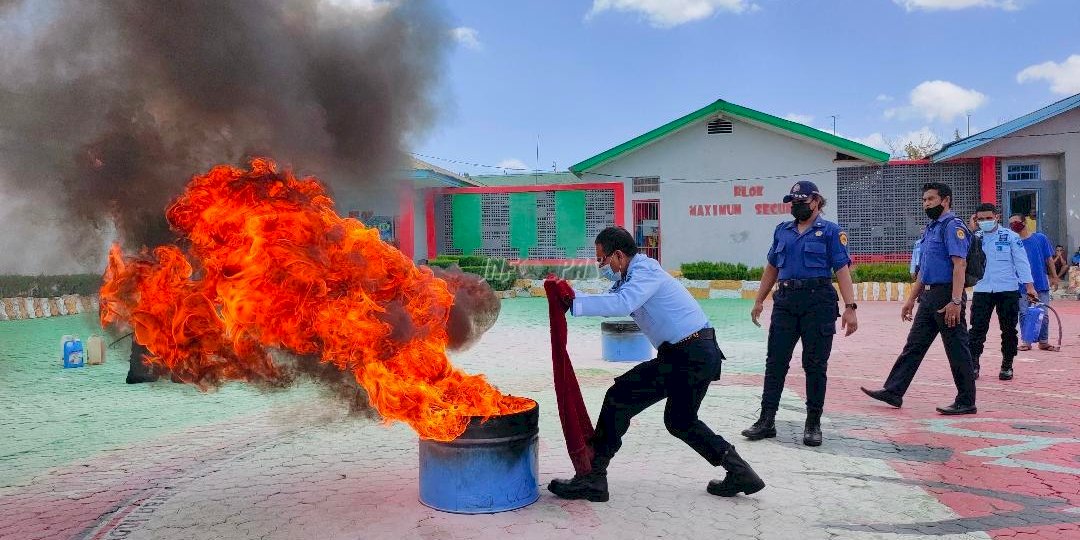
left=968, top=203, right=1037, bottom=381
left=909, top=238, right=922, bottom=281
left=548, top=227, right=764, bottom=502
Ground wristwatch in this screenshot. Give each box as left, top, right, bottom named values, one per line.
left=951, top=298, right=963, bottom=305
left=844, top=303, right=857, bottom=310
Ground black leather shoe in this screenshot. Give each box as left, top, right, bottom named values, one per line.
left=548, top=471, right=609, bottom=502
left=803, top=413, right=822, bottom=447
left=935, top=403, right=977, bottom=415
left=861, top=387, right=902, bottom=408
left=741, top=410, right=777, bottom=440
left=707, top=447, right=765, bottom=497
left=999, top=368, right=1014, bottom=380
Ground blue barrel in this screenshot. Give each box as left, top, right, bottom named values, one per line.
left=418, top=401, right=539, bottom=514
left=601, top=320, right=654, bottom=362
left=62, top=336, right=85, bottom=369
left=1021, top=303, right=1047, bottom=344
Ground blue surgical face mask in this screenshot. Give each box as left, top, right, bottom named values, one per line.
left=977, top=219, right=997, bottom=233
left=599, top=264, right=620, bottom=281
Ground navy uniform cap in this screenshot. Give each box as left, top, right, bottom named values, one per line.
left=783, top=180, right=820, bottom=203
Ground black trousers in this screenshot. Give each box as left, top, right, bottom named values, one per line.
left=761, top=285, right=839, bottom=413
left=883, top=285, right=976, bottom=407
left=591, top=329, right=731, bottom=466
left=968, top=291, right=1020, bottom=369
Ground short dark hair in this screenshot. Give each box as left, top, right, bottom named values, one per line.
left=922, top=182, right=953, bottom=204
left=1009, top=213, right=1024, bottom=220
left=975, top=202, right=997, bottom=214
left=595, top=227, right=638, bottom=258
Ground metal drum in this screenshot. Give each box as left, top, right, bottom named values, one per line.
left=601, top=320, right=654, bottom=362
left=418, top=400, right=539, bottom=514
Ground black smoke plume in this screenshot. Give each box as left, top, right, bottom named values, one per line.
left=0, top=0, right=447, bottom=265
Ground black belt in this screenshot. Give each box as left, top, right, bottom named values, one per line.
left=669, top=327, right=715, bottom=346
left=778, top=278, right=831, bottom=289
left=924, top=283, right=952, bottom=290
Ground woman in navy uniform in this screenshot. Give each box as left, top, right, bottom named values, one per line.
left=743, top=181, right=858, bottom=447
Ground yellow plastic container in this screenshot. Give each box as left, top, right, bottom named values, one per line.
left=86, top=335, right=106, bottom=365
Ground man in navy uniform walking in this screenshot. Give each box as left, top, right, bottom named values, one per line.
left=862, top=182, right=977, bottom=415
left=547, top=227, right=765, bottom=502
left=742, top=180, right=858, bottom=447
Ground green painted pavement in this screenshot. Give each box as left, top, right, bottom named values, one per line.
left=0, top=299, right=762, bottom=488
left=0, top=315, right=314, bottom=489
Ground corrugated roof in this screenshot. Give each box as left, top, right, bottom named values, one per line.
left=931, top=92, right=1080, bottom=163
left=471, top=171, right=581, bottom=187
left=570, top=98, right=889, bottom=175
left=408, top=157, right=481, bottom=187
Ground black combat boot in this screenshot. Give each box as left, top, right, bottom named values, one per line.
left=999, top=358, right=1014, bottom=380
left=803, top=409, right=823, bottom=447
left=547, top=455, right=610, bottom=502
left=741, top=409, right=777, bottom=440
left=707, top=446, right=765, bottom=497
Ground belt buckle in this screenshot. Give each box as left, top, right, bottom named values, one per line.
left=679, top=331, right=699, bottom=344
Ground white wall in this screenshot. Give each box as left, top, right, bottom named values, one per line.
left=958, top=107, right=1080, bottom=254
left=579, top=116, right=866, bottom=269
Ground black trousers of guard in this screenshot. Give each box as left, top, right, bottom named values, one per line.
left=968, top=291, right=1020, bottom=370
left=883, top=285, right=976, bottom=407
left=591, top=329, right=731, bottom=466
left=761, top=284, right=839, bottom=414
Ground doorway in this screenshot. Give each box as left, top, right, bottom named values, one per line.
left=633, top=199, right=660, bottom=263
left=1004, top=183, right=1060, bottom=244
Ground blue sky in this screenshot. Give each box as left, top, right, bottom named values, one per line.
left=415, top=0, right=1080, bottom=175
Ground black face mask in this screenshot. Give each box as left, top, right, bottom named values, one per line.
left=790, top=202, right=813, bottom=221
left=925, top=204, right=944, bottom=220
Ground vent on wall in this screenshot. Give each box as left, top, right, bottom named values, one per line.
left=707, top=118, right=733, bottom=134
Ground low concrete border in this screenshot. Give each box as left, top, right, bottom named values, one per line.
left=0, top=295, right=99, bottom=321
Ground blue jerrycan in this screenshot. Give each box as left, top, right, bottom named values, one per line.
left=62, top=336, right=85, bottom=368
left=1020, top=303, right=1047, bottom=345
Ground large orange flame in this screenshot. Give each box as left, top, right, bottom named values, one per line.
left=100, top=158, right=531, bottom=441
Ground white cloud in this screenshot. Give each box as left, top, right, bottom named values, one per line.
left=893, top=0, right=1020, bottom=11
left=588, top=0, right=756, bottom=28
left=875, top=94, right=894, bottom=102
left=849, top=132, right=888, bottom=151
left=886, top=80, right=987, bottom=123
left=1017, top=54, right=1080, bottom=95
left=782, top=113, right=814, bottom=125
left=450, top=27, right=482, bottom=50
left=496, top=158, right=529, bottom=171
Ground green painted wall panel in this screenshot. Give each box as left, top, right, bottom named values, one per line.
left=555, top=190, right=587, bottom=257
left=451, top=194, right=482, bottom=255
left=508, top=192, right=538, bottom=258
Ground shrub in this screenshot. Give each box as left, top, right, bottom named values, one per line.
left=516, top=263, right=597, bottom=280
left=850, top=263, right=911, bottom=283
left=680, top=262, right=764, bottom=280
left=0, top=274, right=103, bottom=297
left=430, top=256, right=518, bottom=291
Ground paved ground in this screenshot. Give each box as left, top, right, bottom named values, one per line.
left=1, top=298, right=1078, bottom=539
